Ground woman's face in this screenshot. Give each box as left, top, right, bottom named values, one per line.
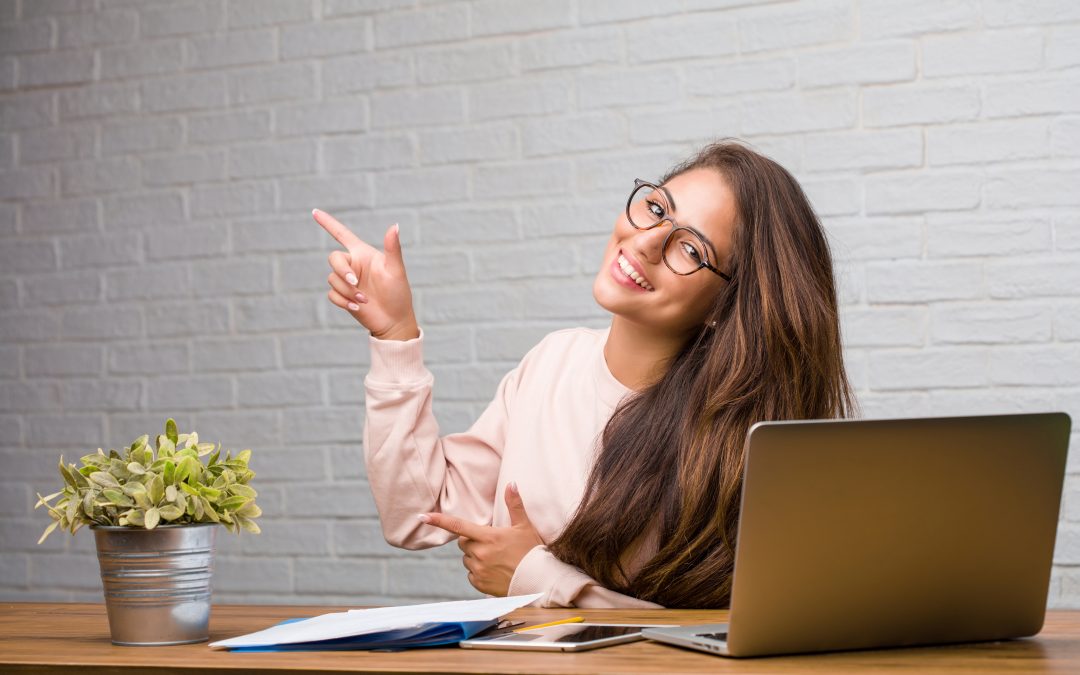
left=593, top=167, right=738, bottom=337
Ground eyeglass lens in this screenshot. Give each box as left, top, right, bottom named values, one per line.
left=628, top=184, right=709, bottom=275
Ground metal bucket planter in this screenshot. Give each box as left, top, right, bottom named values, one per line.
left=92, top=523, right=216, bottom=646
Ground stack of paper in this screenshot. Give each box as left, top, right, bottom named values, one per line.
left=208, top=594, right=543, bottom=652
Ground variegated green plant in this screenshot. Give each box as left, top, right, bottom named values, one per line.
left=35, top=418, right=261, bottom=543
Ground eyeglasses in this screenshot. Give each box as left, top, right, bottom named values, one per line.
left=625, top=178, right=732, bottom=282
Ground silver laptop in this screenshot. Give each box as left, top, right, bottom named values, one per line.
left=643, top=412, right=1071, bottom=658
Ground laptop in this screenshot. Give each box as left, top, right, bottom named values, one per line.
left=643, top=412, right=1071, bottom=658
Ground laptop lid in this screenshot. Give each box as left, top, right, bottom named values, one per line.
left=724, top=412, right=1071, bottom=658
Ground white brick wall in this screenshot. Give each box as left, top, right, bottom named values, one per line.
left=1, top=0, right=1078, bottom=609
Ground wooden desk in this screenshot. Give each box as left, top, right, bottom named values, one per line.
left=1, top=603, right=1078, bottom=674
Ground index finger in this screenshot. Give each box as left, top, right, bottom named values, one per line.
left=312, top=208, right=372, bottom=255
left=419, top=512, right=488, bottom=541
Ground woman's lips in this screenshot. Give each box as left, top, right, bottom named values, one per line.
left=609, top=251, right=653, bottom=292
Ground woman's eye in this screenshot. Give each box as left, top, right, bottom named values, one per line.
left=647, top=200, right=665, bottom=219
left=680, top=241, right=702, bottom=262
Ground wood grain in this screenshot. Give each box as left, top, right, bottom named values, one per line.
left=1, top=603, right=1078, bottom=674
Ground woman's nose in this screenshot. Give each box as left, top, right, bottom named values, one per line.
left=632, top=223, right=670, bottom=263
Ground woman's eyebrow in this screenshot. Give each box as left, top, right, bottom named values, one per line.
left=660, top=185, right=720, bottom=259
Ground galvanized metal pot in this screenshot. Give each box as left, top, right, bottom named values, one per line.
left=91, top=523, right=216, bottom=646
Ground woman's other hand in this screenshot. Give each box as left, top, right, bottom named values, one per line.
left=314, top=208, right=419, bottom=341
left=418, top=483, right=545, bottom=597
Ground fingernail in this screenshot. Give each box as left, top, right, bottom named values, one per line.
left=347, top=302, right=360, bottom=311
left=393, top=223, right=400, bottom=237
left=509, top=481, right=519, bottom=494
left=417, top=514, right=431, bottom=524
left=355, top=292, right=368, bottom=303
left=312, top=208, right=322, bottom=216
left=346, top=272, right=358, bottom=285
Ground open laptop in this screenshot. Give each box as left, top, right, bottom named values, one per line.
left=643, top=412, right=1071, bottom=658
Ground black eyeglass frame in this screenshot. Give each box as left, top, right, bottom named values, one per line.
left=625, top=178, right=732, bottom=282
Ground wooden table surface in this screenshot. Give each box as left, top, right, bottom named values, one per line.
left=2, top=603, right=1078, bottom=674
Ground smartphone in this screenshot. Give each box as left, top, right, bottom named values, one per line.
left=459, top=623, right=651, bottom=652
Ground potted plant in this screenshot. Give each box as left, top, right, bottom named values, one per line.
left=35, top=418, right=262, bottom=646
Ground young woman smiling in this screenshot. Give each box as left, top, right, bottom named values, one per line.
left=316, top=140, right=855, bottom=608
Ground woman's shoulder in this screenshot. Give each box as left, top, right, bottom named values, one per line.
left=526, top=326, right=607, bottom=359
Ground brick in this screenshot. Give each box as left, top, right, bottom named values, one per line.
left=281, top=18, right=370, bottom=60
left=626, top=13, right=738, bottom=63
left=863, top=84, right=979, bottom=127
left=926, top=389, right=1058, bottom=418
left=989, top=346, right=1080, bottom=386
left=188, top=30, right=276, bottom=69
left=0, top=58, right=11, bottom=91
left=101, top=40, right=184, bottom=79
left=19, top=50, right=94, bottom=88
left=985, top=168, right=1080, bottom=209
left=105, top=266, right=191, bottom=302
left=868, top=348, right=988, bottom=390
left=469, top=75, right=571, bottom=121
left=59, top=159, right=137, bottom=196
left=25, top=413, right=105, bottom=448
left=145, top=223, right=229, bottom=261
left=192, top=182, right=275, bottom=219
left=418, top=42, right=514, bottom=86
left=520, top=280, right=603, bottom=321
left=987, top=259, right=1080, bottom=299
left=189, top=110, right=271, bottom=145
left=142, top=73, right=227, bottom=113
left=983, top=76, right=1080, bottom=118
left=386, top=559, right=478, bottom=599
left=474, top=159, right=571, bottom=200
left=420, top=206, right=520, bottom=245
left=141, top=0, right=224, bottom=38
left=580, top=0, right=668, bottom=25
left=60, top=305, right=141, bottom=340
left=0, top=310, right=60, bottom=343
left=324, top=0, right=414, bottom=17
left=59, top=84, right=138, bottom=120
left=578, top=68, right=679, bottom=110
left=860, top=0, right=978, bottom=39
left=803, top=129, right=922, bottom=173
left=417, top=122, right=514, bottom=165
left=230, top=63, right=316, bottom=105
left=931, top=302, right=1053, bottom=345
left=983, top=0, right=1080, bottom=26
left=866, top=260, right=983, bottom=303
left=928, top=119, right=1051, bottom=166
left=22, top=269, right=101, bottom=307
left=147, top=374, right=232, bottom=410
left=143, top=150, right=227, bottom=186
left=233, top=215, right=324, bottom=254
left=522, top=199, right=616, bottom=238
left=324, top=133, right=415, bottom=172
left=25, top=344, right=102, bottom=377
left=1053, top=117, right=1080, bottom=157
left=0, top=381, right=59, bottom=412
left=741, top=89, right=856, bottom=135
left=738, top=0, right=850, bottom=53
left=0, top=18, right=53, bottom=54
left=191, top=258, right=271, bottom=297
left=59, top=379, right=141, bottom=411
left=333, top=520, right=403, bottom=557
left=0, top=91, right=53, bottom=130
left=396, top=250, right=468, bottom=288
left=30, top=554, right=101, bottom=591
left=801, top=176, right=860, bottom=216
left=520, top=26, right=621, bottom=72
left=145, top=300, right=229, bottom=337
left=1056, top=214, right=1080, bottom=252
left=799, top=41, right=914, bottom=88
left=281, top=406, right=362, bottom=444
left=102, top=117, right=183, bottom=156
left=0, top=167, right=53, bottom=200
left=574, top=148, right=683, bottom=195
left=522, top=113, right=624, bottom=157
left=375, top=4, right=467, bottom=49
left=280, top=175, right=371, bottom=213
left=248, top=446, right=326, bottom=483
left=0, top=240, right=56, bottom=274
left=58, top=10, right=137, bottom=48
left=473, top=241, right=574, bottom=282
left=227, top=0, right=315, bottom=28
left=374, top=166, right=468, bottom=207
left=103, top=191, right=185, bottom=229
left=865, top=171, right=981, bottom=215
left=842, top=307, right=926, bottom=347
left=0, top=481, right=30, bottom=516
left=236, top=296, right=318, bottom=333
left=276, top=101, right=368, bottom=137
left=19, top=125, right=95, bottom=164
left=323, top=52, right=413, bottom=95
left=214, top=556, right=291, bottom=594
left=190, top=409, right=279, bottom=447
left=372, top=88, right=465, bottom=129
left=283, top=479, right=376, bottom=517
left=927, top=213, right=1051, bottom=258
left=420, top=287, right=521, bottom=324
left=0, top=280, right=17, bottom=309
left=923, top=29, right=1044, bottom=78
left=280, top=330, right=370, bottom=369
left=686, top=58, right=795, bottom=97
left=1049, top=25, right=1080, bottom=69
left=295, top=558, right=382, bottom=595
left=194, top=337, right=276, bottom=372
left=1058, top=303, right=1080, bottom=341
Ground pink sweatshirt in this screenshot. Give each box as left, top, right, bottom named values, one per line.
left=363, top=326, right=663, bottom=608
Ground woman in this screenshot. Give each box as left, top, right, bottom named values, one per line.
left=316, top=140, right=856, bottom=609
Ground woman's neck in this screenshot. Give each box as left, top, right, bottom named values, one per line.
left=604, top=316, right=687, bottom=391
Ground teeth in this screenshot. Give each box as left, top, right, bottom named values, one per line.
left=617, top=255, right=654, bottom=291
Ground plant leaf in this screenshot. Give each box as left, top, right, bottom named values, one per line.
left=144, top=507, right=160, bottom=530
left=235, top=515, right=261, bottom=534
left=165, top=485, right=177, bottom=502
left=127, top=462, right=146, bottom=475
left=102, top=489, right=134, bottom=507
left=236, top=502, right=262, bottom=518
left=158, top=504, right=183, bottom=521
left=37, top=520, right=60, bottom=544
left=88, top=472, right=120, bottom=489
left=165, top=418, right=178, bottom=444
left=148, top=474, right=164, bottom=505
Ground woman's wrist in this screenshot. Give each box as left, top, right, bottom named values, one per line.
left=372, top=319, right=420, bottom=342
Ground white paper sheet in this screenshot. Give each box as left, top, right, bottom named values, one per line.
left=208, top=593, right=543, bottom=649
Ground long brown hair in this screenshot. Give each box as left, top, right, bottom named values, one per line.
left=548, top=140, right=857, bottom=608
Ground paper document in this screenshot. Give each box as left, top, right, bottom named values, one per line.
left=208, top=594, right=542, bottom=650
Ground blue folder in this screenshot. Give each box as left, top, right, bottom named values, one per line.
left=226, top=618, right=497, bottom=652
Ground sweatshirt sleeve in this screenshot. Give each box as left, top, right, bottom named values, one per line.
left=507, top=546, right=664, bottom=609
left=363, top=328, right=518, bottom=550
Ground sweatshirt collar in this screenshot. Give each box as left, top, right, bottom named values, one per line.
left=595, top=327, right=633, bottom=409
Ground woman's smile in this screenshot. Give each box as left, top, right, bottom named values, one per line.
left=610, top=249, right=655, bottom=292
